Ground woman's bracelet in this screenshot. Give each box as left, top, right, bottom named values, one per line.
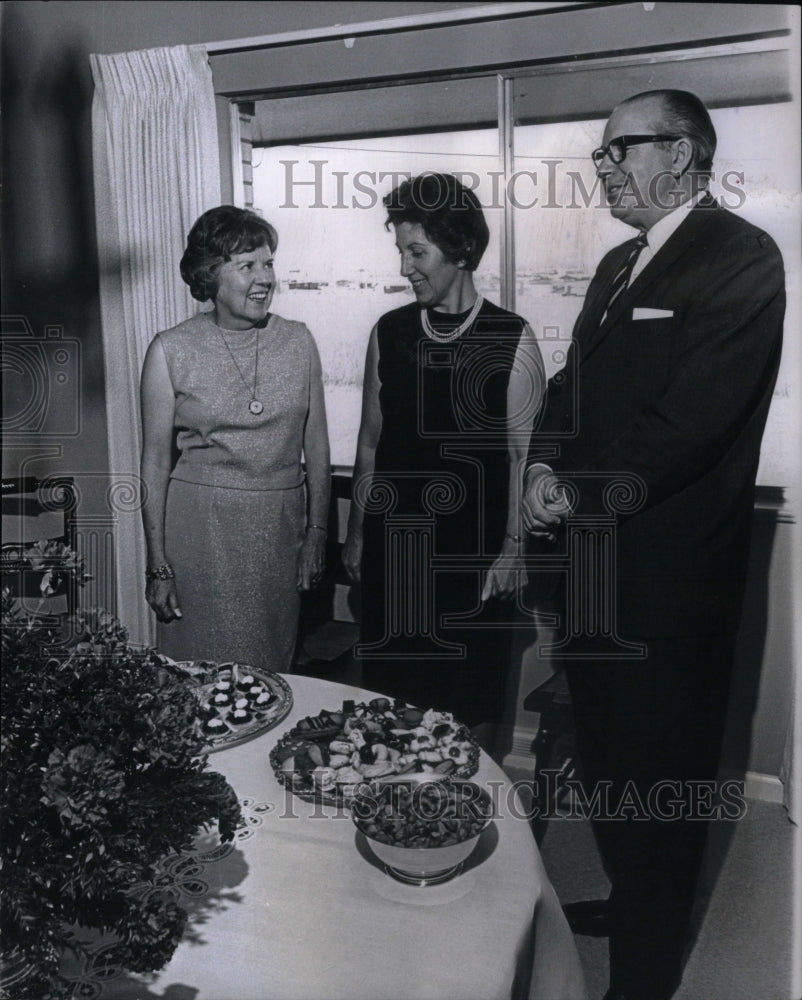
left=307, top=523, right=328, bottom=535
left=505, top=533, right=523, bottom=544
left=145, top=563, right=174, bottom=582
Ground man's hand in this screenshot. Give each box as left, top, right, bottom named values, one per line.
left=522, top=467, right=572, bottom=535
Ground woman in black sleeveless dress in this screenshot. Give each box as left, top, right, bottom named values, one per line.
left=343, top=174, right=544, bottom=740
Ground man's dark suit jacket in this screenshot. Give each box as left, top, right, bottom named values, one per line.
left=530, top=196, right=785, bottom=640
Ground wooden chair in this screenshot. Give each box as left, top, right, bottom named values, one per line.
left=295, top=472, right=360, bottom=679
left=1, top=476, right=79, bottom=620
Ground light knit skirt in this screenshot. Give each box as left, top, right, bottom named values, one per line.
left=157, top=478, right=304, bottom=673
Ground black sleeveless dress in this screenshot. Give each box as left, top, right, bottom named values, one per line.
left=357, top=298, right=526, bottom=727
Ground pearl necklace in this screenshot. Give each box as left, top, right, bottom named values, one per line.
left=420, top=295, right=484, bottom=343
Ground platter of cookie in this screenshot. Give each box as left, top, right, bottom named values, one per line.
left=269, top=697, right=480, bottom=805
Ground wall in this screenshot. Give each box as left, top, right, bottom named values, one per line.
left=211, top=3, right=792, bottom=97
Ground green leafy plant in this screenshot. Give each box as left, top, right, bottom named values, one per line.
left=1, top=597, right=243, bottom=999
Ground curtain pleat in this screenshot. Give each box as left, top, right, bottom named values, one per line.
left=90, top=45, right=221, bottom=644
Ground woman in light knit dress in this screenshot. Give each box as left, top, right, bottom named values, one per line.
left=140, top=206, right=330, bottom=672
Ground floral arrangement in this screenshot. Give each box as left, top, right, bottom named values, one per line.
left=0, top=597, right=243, bottom=999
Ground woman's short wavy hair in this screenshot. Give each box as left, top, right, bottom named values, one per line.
left=383, top=173, right=489, bottom=271
left=180, top=206, right=279, bottom=303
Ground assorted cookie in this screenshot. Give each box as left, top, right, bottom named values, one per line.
left=270, top=698, right=480, bottom=803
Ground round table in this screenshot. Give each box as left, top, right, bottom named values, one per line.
left=65, top=674, right=586, bottom=1000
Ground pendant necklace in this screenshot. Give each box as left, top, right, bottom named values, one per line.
left=215, top=323, right=264, bottom=415
left=420, top=295, right=483, bottom=343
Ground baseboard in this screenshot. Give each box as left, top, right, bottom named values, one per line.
left=722, top=769, right=785, bottom=805
left=502, top=724, right=538, bottom=784
left=502, top=730, right=786, bottom=807
left=332, top=582, right=357, bottom=623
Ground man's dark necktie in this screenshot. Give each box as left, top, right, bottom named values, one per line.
left=602, top=230, right=648, bottom=320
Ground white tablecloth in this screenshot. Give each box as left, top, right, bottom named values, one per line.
left=69, top=675, right=586, bottom=1000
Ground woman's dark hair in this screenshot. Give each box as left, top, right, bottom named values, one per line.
left=180, top=206, right=279, bottom=302
left=383, top=173, right=490, bottom=271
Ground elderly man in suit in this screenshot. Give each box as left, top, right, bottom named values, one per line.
left=522, top=90, right=785, bottom=999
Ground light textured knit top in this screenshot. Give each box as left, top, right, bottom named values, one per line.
left=156, top=310, right=317, bottom=490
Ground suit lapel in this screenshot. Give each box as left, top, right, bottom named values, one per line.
left=579, top=196, right=721, bottom=364
left=623, top=195, right=720, bottom=308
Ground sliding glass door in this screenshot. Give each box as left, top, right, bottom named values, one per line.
left=246, top=61, right=798, bottom=481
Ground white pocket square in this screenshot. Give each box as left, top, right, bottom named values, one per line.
left=632, top=307, right=674, bottom=320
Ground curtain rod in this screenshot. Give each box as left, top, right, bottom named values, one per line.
left=204, top=2, right=589, bottom=55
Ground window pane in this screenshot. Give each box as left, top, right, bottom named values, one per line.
left=513, top=118, right=621, bottom=380
left=253, top=130, right=500, bottom=468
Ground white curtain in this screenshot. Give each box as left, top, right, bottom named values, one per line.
left=90, top=44, right=221, bottom=645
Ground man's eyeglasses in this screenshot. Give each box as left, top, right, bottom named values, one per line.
left=591, top=134, right=682, bottom=167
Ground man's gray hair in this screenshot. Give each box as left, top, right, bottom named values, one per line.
left=621, top=89, right=717, bottom=175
